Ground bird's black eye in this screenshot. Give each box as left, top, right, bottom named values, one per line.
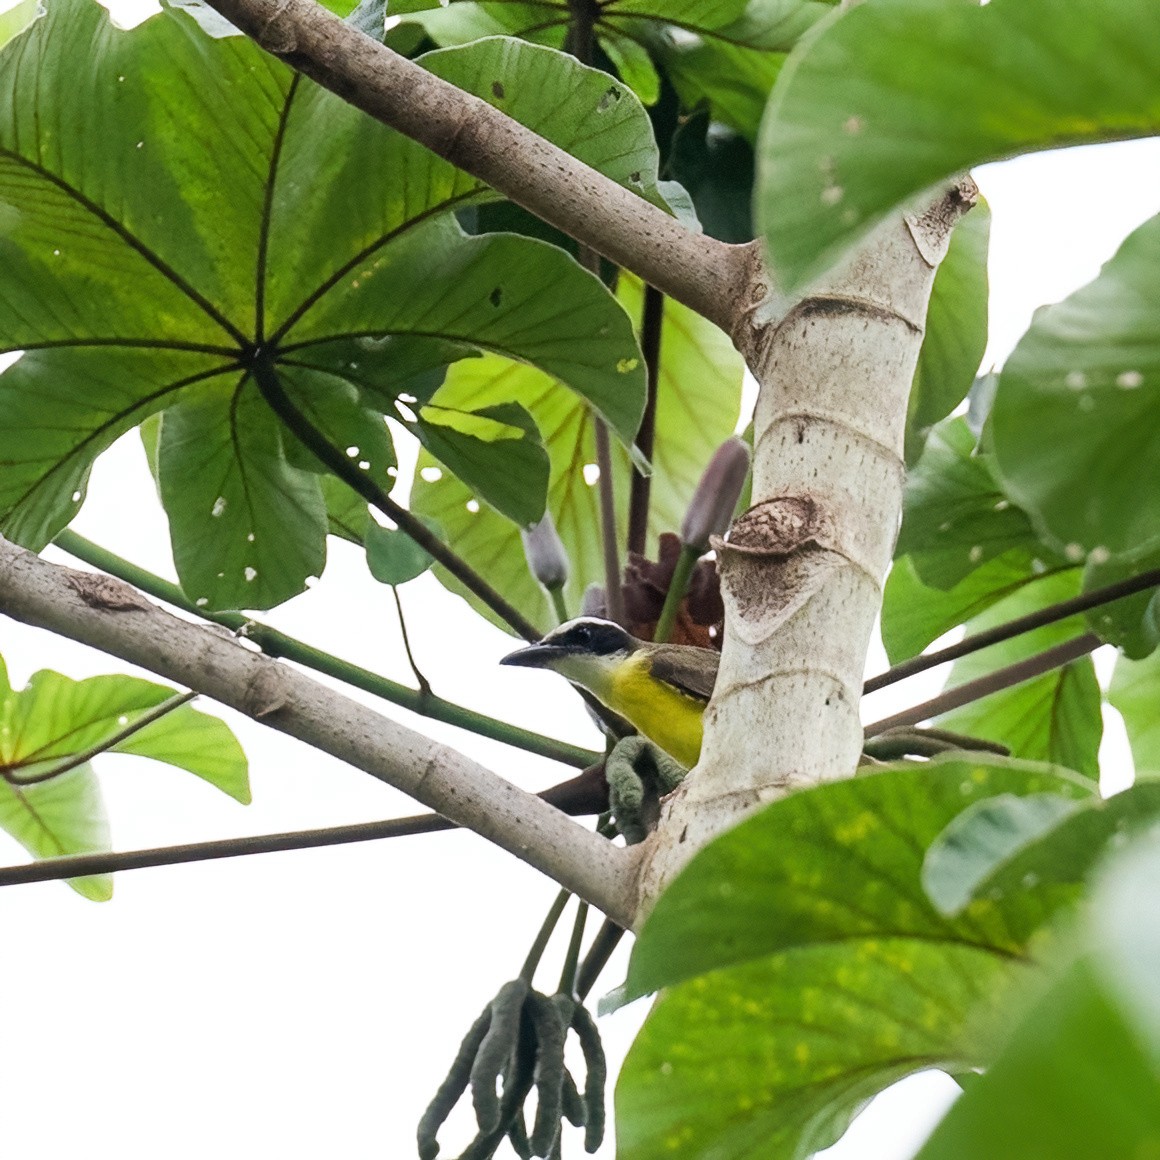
left=573, top=624, right=590, bottom=644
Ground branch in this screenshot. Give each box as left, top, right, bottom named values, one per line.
left=864, top=631, right=1101, bottom=738
left=0, top=761, right=610, bottom=888
left=55, top=531, right=599, bottom=769
left=864, top=567, right=1160, bottom=694
left=0, top=537, right=640, bottom=926
left=200, top=0, right=756, bottom=333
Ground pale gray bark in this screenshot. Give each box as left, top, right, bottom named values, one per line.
left=639, top=186, right=977, bottom=905
left=0, top=539, right=642, bottom=927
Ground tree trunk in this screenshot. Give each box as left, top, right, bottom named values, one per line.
left=638, top=184, right=977, bottom=910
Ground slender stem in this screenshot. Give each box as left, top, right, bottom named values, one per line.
left=864, top=567, right=1160, bottom=694
left=627, top=284, right=664, bottom=558
left=520, top=888, right=572, bottom=983
left=251, top=356, right=543, bottom=642
left=593, top=419, right=625, bottom=625
left=653, top=543, right=699, bottom=644
left=864, top=631, right=1102, bottom=738
left=0, top=760, right=612, bottom=889
left=861, top=727, right=1010, bottom=762
left=549, top=585, right=569, bottom=626
left=0, top=815, right=458, bottom=887
left=559, top=898, right=589, bottom=996
left=54, top=532, right=597, bottom=769
left=392, top=585, right=432, bottom=699
left=4, top=690, right=197, bottom=786
left=576, top=918, right=624, bottom=1001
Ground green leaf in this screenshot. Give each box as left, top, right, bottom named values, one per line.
left=1083, top=540, right=1160, bottom=659
left=1109, top=650, right=1160, bottom=775
left=0, top=662, right=249, bottom=896
left=907, top=202, right=990, bottom=464
left=0, top=765, right=111, bottom=900
left=157, top=379, right=328, bottom=611
left=896, top=417, right=1041, bottom=592
left=0, top=669, right=249, bottom=801
left=365, top=521, right=437, bottom=585
left=965, top=781, right=1160, bottom=925
left=323, top=476, right=374, bottom=544
left=410, top=274, right=743, bottom=630
left=113, top=705, right=250, bottom=804
left=758, top=0, right=1160, bottom=292
left=992, top=211, right=1160, bottom=563
left=0, top=0, right=40, bottom=48
left=922, top=792, right=1084, bottom=917
left=600, top=31, right=660, bottom=106
left=916, top=839, right=1160, bottom=1160
left=880, top=551, right=1059, bottom=666
left=0, top=348, right=232, bottom=553
left=937, top=570, right=1103, bottom=778
left=0, top=8, right=652, bottom=609
left=278, top=367, right=396, bottom=484
left=417, top=400, right=549, bottom=526
left=616, top=758, right=1097, bottom=1160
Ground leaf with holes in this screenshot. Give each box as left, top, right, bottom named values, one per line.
left=992, top=211, right=1160, bottom=565
left=410, top=274, right=743, bottom=631
left=616, top=758, right=1097, bottom=1160
left=0, top=3, right=650, bottom=609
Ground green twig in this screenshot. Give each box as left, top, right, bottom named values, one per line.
left=391, top=584, right=431, bottom=699
left=548, top=586, right=569, bottom=626
left=576, top=918, right=624, bottom=1001
left=559, top=898, right=589, bottom=996
left=54, top=531, right=598, bottom=769
left=520, top=889, right=572, bottom=984
left=653, top=543, right=699, bottom=644
left=3, top=689, right=198, bottom=786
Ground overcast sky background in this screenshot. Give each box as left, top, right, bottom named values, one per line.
left=2, top=4, right=1160, bottom=1154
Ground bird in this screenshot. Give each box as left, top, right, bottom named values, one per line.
left=500, top=617, right=719, bottom=769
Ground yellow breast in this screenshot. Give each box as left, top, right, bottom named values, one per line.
left=606, top=652, right=704, bottom=769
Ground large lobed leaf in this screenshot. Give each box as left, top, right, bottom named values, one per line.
left=758, top=0, right=1160, bottom=291
left=410, top=274, right=744, bottom=630
left=0, top=3, right=652, bottom=610
left=617, top=760, right=1160, bottom=1159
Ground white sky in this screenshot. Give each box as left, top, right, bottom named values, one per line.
left=0, top=11, right=1158, bottom=1153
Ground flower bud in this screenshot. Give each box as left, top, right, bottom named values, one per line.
left=680, top=437, right=751, bottom=552
left=521, top=511, right=570, bottom=591
left=580, top=583, right=607, bottom=618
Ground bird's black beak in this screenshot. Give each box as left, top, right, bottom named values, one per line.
left=499, top=642, right=568, bottom=669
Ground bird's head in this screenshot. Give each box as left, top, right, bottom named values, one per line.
left=499, top=617, right=637, bottom=698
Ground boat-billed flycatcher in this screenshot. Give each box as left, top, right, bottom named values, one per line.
left=500, top=617, right=719, bottom=769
